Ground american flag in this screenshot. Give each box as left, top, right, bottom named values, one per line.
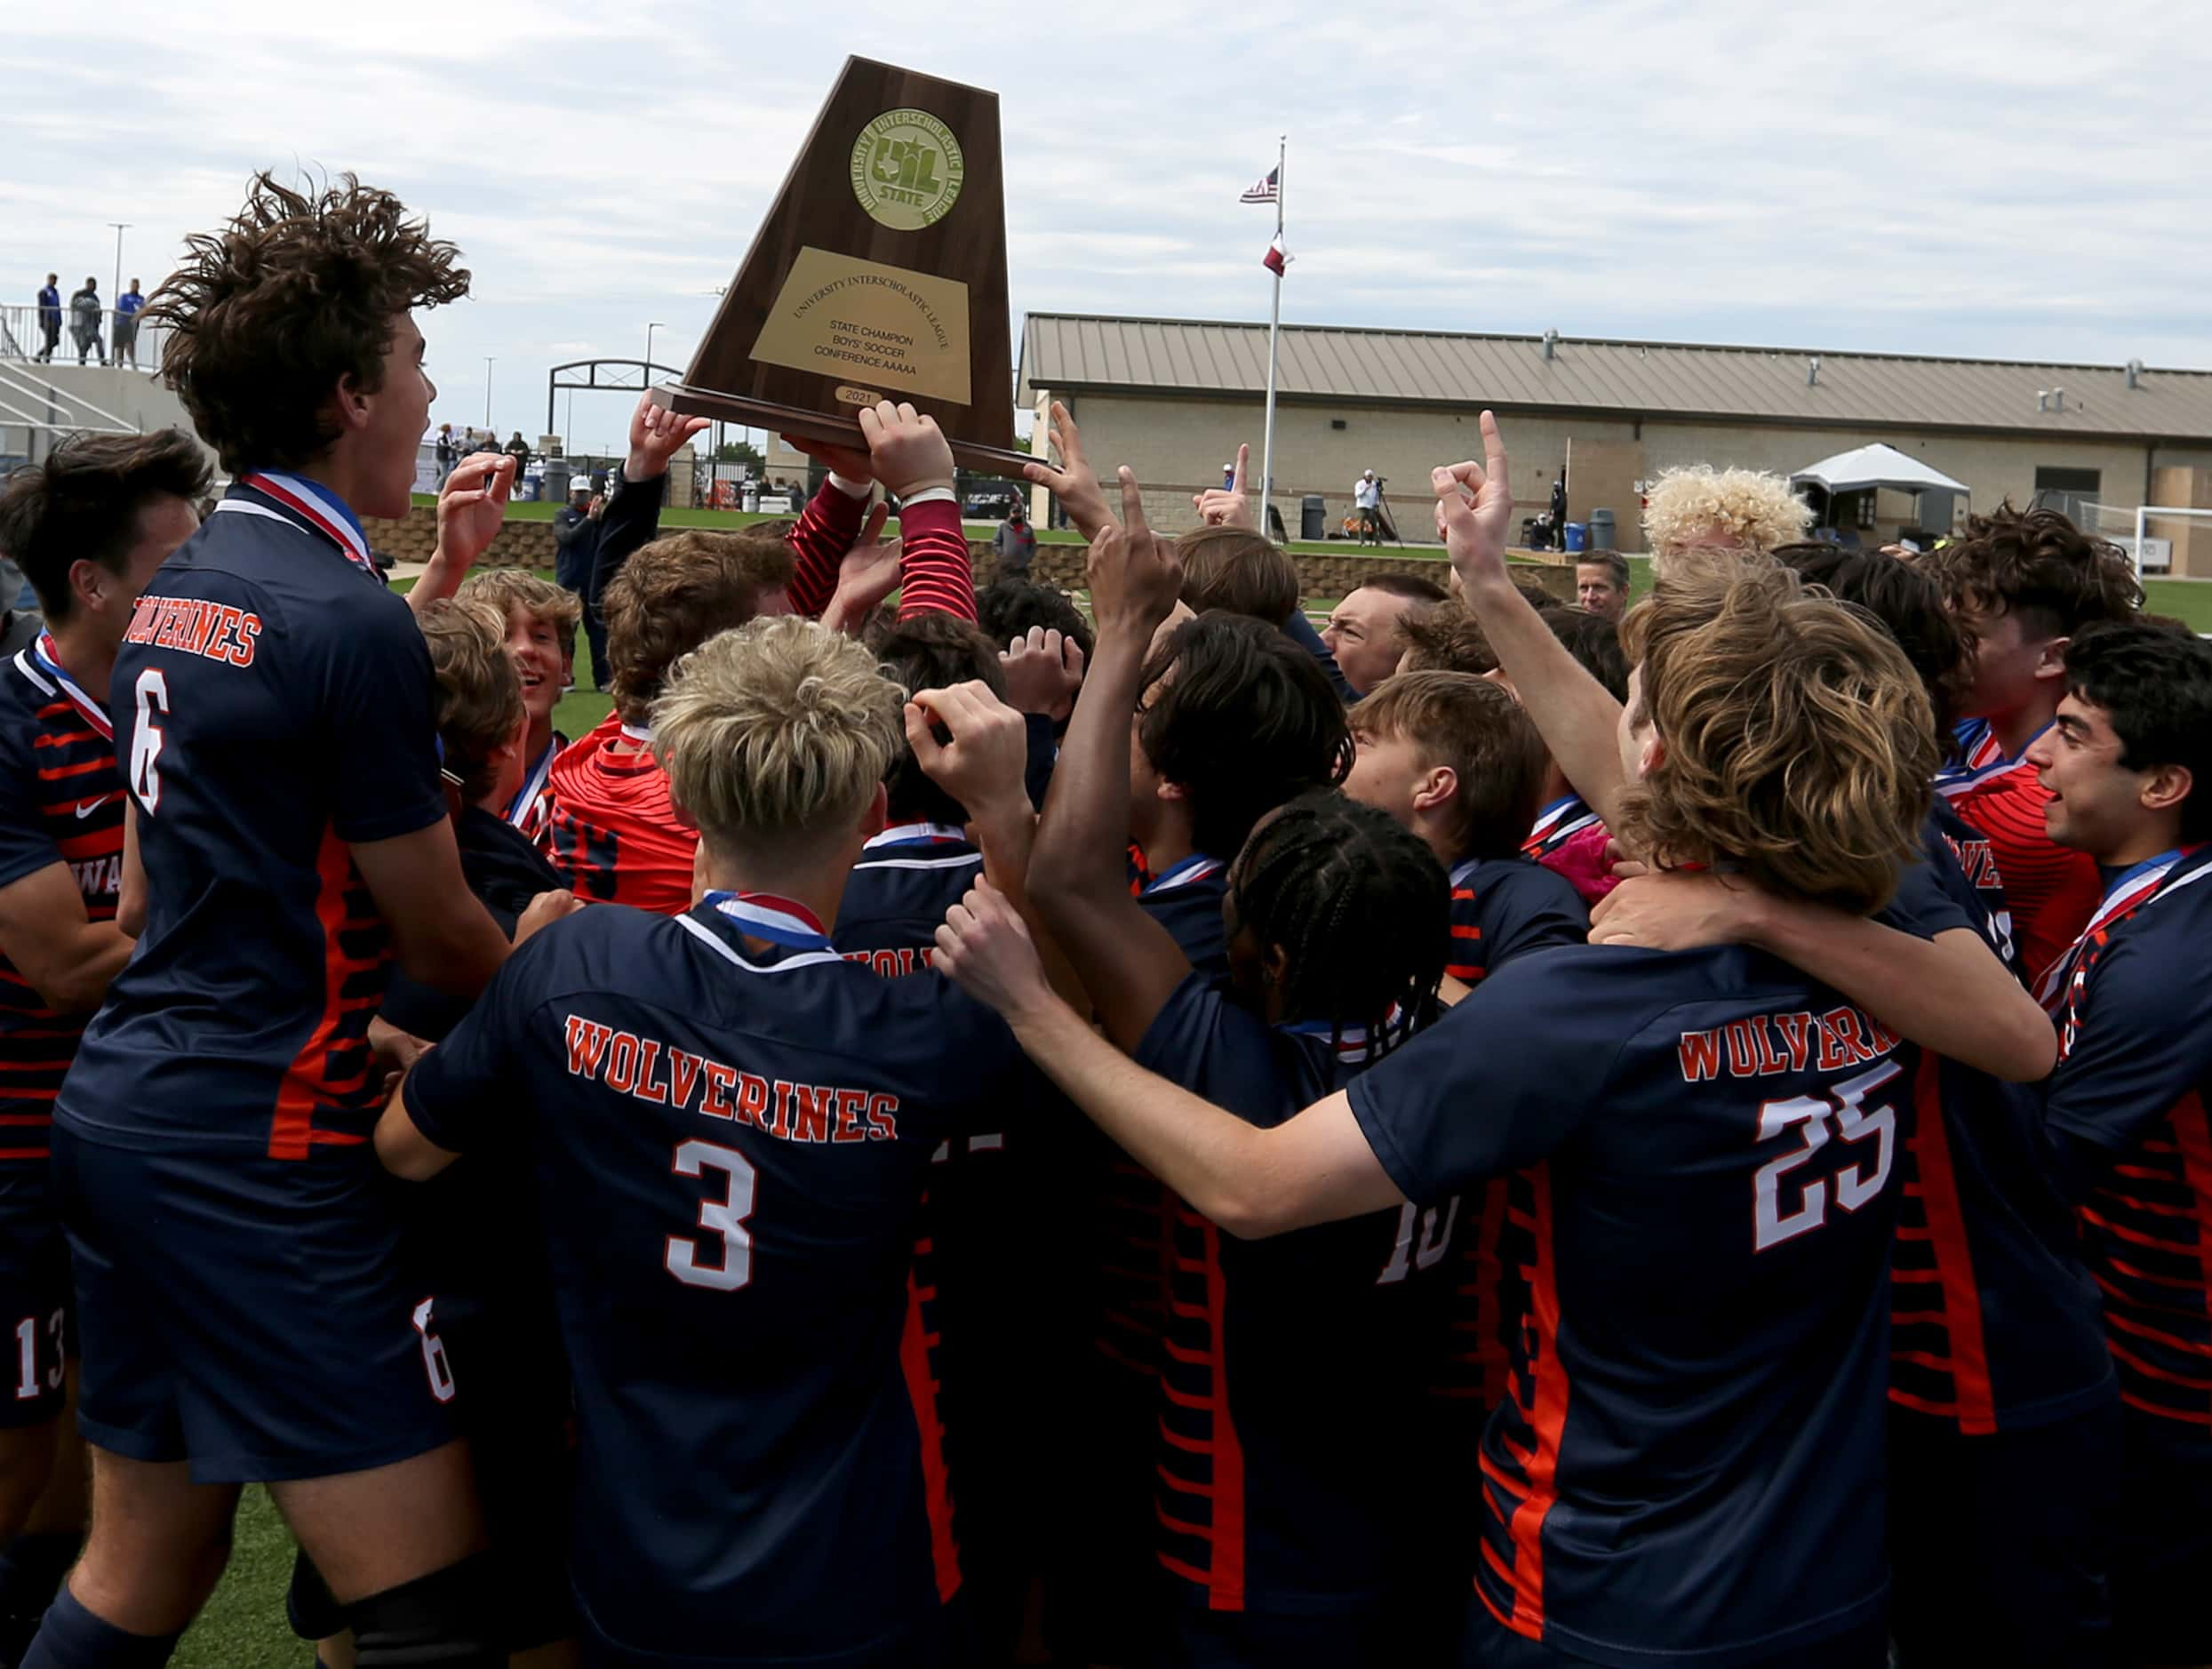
left=1241, top=166, right=1279, bottom=204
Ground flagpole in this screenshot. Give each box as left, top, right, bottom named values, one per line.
left=1259, top=134, right=1285, bottom=542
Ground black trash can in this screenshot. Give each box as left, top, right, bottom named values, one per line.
left=1588, top=507, right=1617, bottom=550
left=1301, top=495, right=1326, bottom=541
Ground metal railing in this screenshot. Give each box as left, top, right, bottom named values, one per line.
left=0, top=303, right=166, bottom=371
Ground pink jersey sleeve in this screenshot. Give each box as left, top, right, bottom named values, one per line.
left=893, top=499, right=978, bottom=622
left=1542, top=822, right=1620, bottom=906
left=783, top=480, right=871, bottom=619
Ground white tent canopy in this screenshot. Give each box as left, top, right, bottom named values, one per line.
left=1790, top=442, right=1968, bottom=499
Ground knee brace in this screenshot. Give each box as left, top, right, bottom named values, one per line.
left=341, top=1553, right=500, bottom=1669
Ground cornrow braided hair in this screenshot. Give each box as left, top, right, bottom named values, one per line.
left=1230, top=788, right=1449, bottom=1078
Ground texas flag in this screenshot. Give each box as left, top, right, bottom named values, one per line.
left=1262, top=236, right=1290, bottom=276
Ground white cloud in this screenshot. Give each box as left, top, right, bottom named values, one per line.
left=4, top=0, right=2208, bottom=439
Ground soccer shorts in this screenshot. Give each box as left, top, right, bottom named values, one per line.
left=1888, top=1398, right=2120, bottom=1669
left=2111, top=1407, right=2212, bottom=1666
left=0, top=1163, right=70, bottom=1429
left=52, top=1128, right=455, bottom=1482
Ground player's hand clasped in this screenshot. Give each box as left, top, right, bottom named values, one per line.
left=999, top=627, right=1086, bottom=723
left=905, top=682, right=1031, bottom=822
left=935, top=877, right=1055, bottom=1023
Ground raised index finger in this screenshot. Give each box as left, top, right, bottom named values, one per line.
left=1231, top=443, right=1249, bottom=496
left=1117, top=467, right=1150, bottom=540
left=1481, top=409, right=1508, bottom=484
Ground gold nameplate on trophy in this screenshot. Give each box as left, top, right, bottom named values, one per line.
left=651, top=57, right=1026, bottom=471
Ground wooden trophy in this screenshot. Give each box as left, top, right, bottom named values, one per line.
left=652, top=58, right=1028, bottom=470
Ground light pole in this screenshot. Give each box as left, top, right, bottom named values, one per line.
left=107, top=222, right=130, bottom=338
left=483, top=357, right=495, bottom=433
left=645, top=322, right=666, bottom=375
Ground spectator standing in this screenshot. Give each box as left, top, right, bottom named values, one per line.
left=435, top=423, right=456, bottom=475
left=33, top=276, right=60, bottom=363
left=111, top=280, right=145, bottom=368
left=553, top=477, right=606, bottom=688
left=67, top=278, right=104, bottom=366
left=1354, top=468, right=1382, bottom=546
left=504, top=430, right=531, bottom=483
left=994, top=499, right=1035, bottom=576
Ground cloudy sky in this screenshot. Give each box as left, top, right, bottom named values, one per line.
left=4, top=0, right=2202, bottom=451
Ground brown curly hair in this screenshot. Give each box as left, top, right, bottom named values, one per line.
left=149, top=172, right=468, bottom=473
left=1177, top=526, right=1298, bottom=622
left=417, top=598, right=524, bottom=804
left=1617, top=563, right=1936, bottom=916
left=603, top=528, right=794, bottom=725
left=1919, top=504, right=2142, bottom=640
left=1394, top=596, right=1500, bottom=675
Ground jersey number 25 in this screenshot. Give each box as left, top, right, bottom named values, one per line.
left=1752, top=1059, right=1899, bottom=1253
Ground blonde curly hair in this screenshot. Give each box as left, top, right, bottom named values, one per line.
left=1617, top=561, right=1935, bottom=915
left=1642, top=466, right=1812, bottom=565
left=651, top=617, right=903, bottom=857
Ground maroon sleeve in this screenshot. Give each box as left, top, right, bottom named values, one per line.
left=783, top=481, right=870, bottom=619
left=893, top=499, right=978, bottom=622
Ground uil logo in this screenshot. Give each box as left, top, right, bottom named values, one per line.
left=850, top=108, right=965, bottom=231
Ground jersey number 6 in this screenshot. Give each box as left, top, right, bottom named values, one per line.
left=126, top=668, right=170, bottom=815
left=667, top=1138, right=756, bottom=1291
left=1752, top=1059, right=1900, bottom=1253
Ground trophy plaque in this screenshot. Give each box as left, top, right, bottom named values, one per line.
left=653, top=58, right=1030, bottom=470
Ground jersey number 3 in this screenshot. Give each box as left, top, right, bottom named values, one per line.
left=126, top=668, right=170, bottom=815
left=1753, top=1060, right=1899, bottom=1252
left=667, top=1138, right=756, bottom=1290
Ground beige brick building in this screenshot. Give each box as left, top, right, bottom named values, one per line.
left=1017, top=316, right=2212, bottom=571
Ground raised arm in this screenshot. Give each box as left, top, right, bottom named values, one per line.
left=1435, top=413, right=1632, bottom=832
left=937, top=879, right=1401, bottom=1235
left=406, top=452, right=514, bottom=617
left=1020, top=401, right=1113, bottom=542
left=778, top=434, right=876, bottom=619
left=1591, top=870, right=2057, bottom=1082
left=589, top=396, right=707, bottom=610
left=1026, top=469, right=1200, bottom=1048
left=858, top=401, right=975, bottom=621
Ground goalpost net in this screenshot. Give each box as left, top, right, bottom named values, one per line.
left=2078, top=501, right=2212, bottom=577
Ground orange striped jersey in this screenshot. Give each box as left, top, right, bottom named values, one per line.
left=1889, top=804, right=2112, bottom=1433
left=1433, top=858, right=1589, bottom=1414
left=0, top=635, right=126, bottom=1160
left=61, top=474, right=441, bottom=1158
left=2045, top=843, right=2212, bottom=1440
left=544, top=713, right=698, bottom=915
left=1132, top=973, right=1452, bottom=1619
left=1938, top=718, right=2101, bottom=987
left=783, top=485, right=978, bottom=626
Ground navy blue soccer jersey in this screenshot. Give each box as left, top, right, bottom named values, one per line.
left=1889, top=810, right=2111, bottom=1434
left=2043, top=844, right=2212, bottom=1445
left=1435, top=858, right=1589, bottom=1411
left=1445, top=855, right=1586, bottom=987
left=60, top=475, right=443, bottom=1159
left=1139, top=853, right=1230, bottom=981
left=0, top=636, right=125, bottom=1162
left=833, top=821, right=981, bottom=979
left=401, top=895, right=1025, bottom=1665
left=1346, top=944, right=1909, bottom=1666
left=1135, top=974, right=1453, bottom=1621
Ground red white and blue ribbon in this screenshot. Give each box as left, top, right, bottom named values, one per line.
left=1525, top=794, right=1600, bottom=851
left=1142, top=853, right=1225, bottom=896
left=1936, top=718, right=2047, bottom=803
left=865, top=821, right=968, bottom=850
left=213, top=470, right=377, bottom=577
left=2033, top=846, right=2208, bottom=1010
left=505, top=738, right=556, bottom=830
left=27, top=632, right=112, bottom=740
left=701, top=890, right=834, bottom=951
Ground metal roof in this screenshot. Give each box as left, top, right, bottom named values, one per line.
left=1018, top=315, right=2212, bottom=442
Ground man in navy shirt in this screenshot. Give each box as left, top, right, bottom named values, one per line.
left=381, top=619, right=1028, bottom=1667
left=2020, top=620, right=2212, bottom=1669
left=938, top=455, right=1950, bottom=1665
left=0, top=430, right=207, bottom=1657
left=27, top=175, right=555, bottom=1669
left=32, top=278, right=59, bottom=365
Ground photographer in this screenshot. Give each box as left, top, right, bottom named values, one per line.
left=1354, top=467, right=1383, bottom=546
